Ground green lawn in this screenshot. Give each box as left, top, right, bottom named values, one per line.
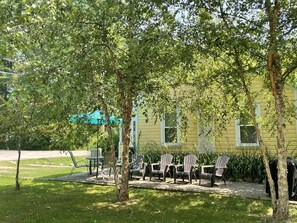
left=0, top=157, right=296, bottom=223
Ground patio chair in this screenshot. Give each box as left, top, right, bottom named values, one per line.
left=150, top=153, right=173, bottom=181
left=199, top=155, right=230, bottom=187
left=129, top=154, right=147, bottom=180
left=174, top=154, right=198, bottom=184
left=100, top=151, right=114, bottom=178
left=91, top=148, right=102, bottom=158
left=90, top=148, right=103, bottom=169
left=68, top=151, right=89, bottom=178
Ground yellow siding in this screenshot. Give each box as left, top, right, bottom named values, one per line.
left=137, top=109, right=198, bottom=152
left=137, top=78, right=297, bottom=155
left=137, top=109, right=161, bottom=148
left=181, top=113, right=198, bottom=148
left=215, top=124, right=236, bottom=153
left=216, top=78, right=297, bottom=155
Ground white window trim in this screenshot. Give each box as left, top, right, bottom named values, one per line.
left=160, top=110, right=181, bottom=146
left=235, top=103, right=261, bottom=147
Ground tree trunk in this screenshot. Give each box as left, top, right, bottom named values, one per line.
left=238, top=68, right=279, bottom=216
left=270, top=81, right=289, bottom=220
left=105, top=122, right=121, bottom=200
left=243, top=81, right=279, bottom=216
left=265, top=0, right=289, bottom=220
left=117, top=102, right=132, bottom=202
left=104, top=112, right=131, bottom=202
left=15, top=149, right=21, bottom=190
left=97, top=93, right=124, bottom=201
left=105, top=40, right=133, bottom=202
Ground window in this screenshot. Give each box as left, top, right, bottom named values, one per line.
left=161, top=110, right=180, bottom=145
left=235, top=104, right=261, bottom=147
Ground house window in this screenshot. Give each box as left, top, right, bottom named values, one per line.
left=235, top=104, right=261, bottom=147
left=161, top=110, right=180, bottom=145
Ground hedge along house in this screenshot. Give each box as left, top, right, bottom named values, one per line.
left=130, top=78, right=297, bottom=156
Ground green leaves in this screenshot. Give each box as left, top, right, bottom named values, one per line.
left=0, top=1, right=190, bottom=150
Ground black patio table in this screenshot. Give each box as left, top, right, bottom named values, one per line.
left=87, top=156, right=103, bottom=177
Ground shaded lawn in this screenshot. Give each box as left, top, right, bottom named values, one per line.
left=0, top=180, right=271, bottom=223
left=0, top=157, right=297, bottom=223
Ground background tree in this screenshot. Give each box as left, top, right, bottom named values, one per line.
left=5, top=0, right=185, bottom=201
left=175, top=0, right=297, bottom=220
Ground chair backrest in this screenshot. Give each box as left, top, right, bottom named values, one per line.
left=131, top=154, right=144, bottom=170
left=160, top=154, right=173, bottom=170
left=183, top=155, right=198, bottom=172
left=103, top=151, right=114, bottom=168
left=91, top=148, right=102, bottom=158
left=215, top=155, right=230, bottom=177
left=69, top=151, right=78, bottom=168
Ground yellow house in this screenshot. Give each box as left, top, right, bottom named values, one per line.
left=132, top=79, right=297, bottom=155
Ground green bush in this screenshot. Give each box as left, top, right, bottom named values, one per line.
left=196, top=152, right=218, bottom=166
left=0, top=134, right=51, bottom=150
left=225, top=152, right=266, bottom=183
left=139, top=141, right=164, bottom=164
left=93, top=130, right=119, bottom=153
left=139, top=141, right=198, bottom=163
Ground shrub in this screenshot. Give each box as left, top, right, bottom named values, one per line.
left=93, top=130, right=119, bottom=154
left=139, top=141, right=164, bottom=164
left=225, top=152, right=266, bottom=183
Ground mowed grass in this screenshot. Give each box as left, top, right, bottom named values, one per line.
left=1, top=157, right=297, bottom=223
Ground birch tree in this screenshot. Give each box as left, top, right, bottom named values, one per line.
left=179, top=0, right=297, bottom=220
left=6, top=0, right=182, bottom=201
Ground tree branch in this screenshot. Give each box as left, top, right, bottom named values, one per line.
left=283, top=61, right=297, bottom=80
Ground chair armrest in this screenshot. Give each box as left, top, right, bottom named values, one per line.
left=201, top=165, right=214, bottom=168
left=151, top=162, right=159, bottom=167
left=201, top=164, right=214, bottom=168
left=215, top=166, right=228, bottom=171
left=150, top=162, right=160, bottom=170
left=201, top=164, right=214, bottom=173
left=77, top=159, right=88, bottom=166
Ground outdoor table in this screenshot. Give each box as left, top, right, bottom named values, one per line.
left=87, top=156, right=103, bottom=177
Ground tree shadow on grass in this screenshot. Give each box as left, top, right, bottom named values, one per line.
left=1, top=177, right=276, bottom=223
